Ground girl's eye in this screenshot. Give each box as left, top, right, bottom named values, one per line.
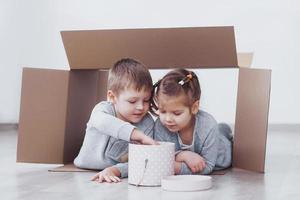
left=128, top=100, right=136, bottom=104
left=174, top=112, right=182, bottom=116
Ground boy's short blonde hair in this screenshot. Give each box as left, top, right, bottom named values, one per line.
left=108, top=58, right=153, bottom=95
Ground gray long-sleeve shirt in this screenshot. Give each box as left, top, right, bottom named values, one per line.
left=154, top=110, right=232, bottom=175
left=74, top=101, right=154, bottom=177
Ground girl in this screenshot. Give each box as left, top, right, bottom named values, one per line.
left=152, top=69, right=233, bottom=175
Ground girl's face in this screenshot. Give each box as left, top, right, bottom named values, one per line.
left=157, top=93, right=199, bottom=133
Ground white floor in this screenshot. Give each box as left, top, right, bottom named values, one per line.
left=1, top=127, right=300, bottom=200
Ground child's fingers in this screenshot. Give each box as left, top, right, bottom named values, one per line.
left=191, top=166, right=197, bottom=173
left=91, top=174, right=99, bottom=181
left=115, top=176, right=121, bottom=182
left=186, top=162, right=195, bottom=172
left=110, top=176, right=120, bottom=183
left=109, top=176, right=117, bottom=183
left=147, top=140, right=157, bottom=145
left=148, top=138, right=159, bottom=145
left=198, top=163, right=203, bottom=172
left=142, top=136, right=157, bottom=145
left=194, top=167, right=199, bottom=173
left=201, top=160, right=206, bottom=169
left=194, top=165, right=200, bottom=173
left=103, top=175, right=112, bottom=183
left=199, top=160, right=206, bottom=171
left=198, top=162, right=204, bottom=171
left=97, top=175, right=104, bottom=183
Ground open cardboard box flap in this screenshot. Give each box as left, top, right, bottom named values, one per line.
left=61, top=26, right=238, bottom=69
left=17, top=26, right=271, bottom=173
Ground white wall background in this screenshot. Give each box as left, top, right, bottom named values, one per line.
left=0, top=0, right=299, bottom=124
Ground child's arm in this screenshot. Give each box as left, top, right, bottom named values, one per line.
left=131, top=129, right=158, bottom=145
left=174, top=161, right=182, bottom=174
left=91, top=162, right=130, bottom=183
left=91, top=166, right=121, bottom=183
left=90, top=107, right=135, bottom=141
left=90, top=102, right=157, bottom=144
left=176, top=125, right=219, bottom=175
left=175, top=151, right=206, bottom=173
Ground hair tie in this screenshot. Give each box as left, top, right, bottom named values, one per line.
left=186, top=74, right=193, bottom=80
left=153, top=79, right=161, bottom=87
left=178, top=73, right=193, bottom=85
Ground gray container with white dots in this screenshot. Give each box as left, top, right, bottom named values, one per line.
left=128, top=142, right=175, bottom=186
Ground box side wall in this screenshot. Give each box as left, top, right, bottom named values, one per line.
left=17, top=68, right=69, bottom=164
left=237, top=53, right=253, bottom=67
left=97, top=70, right=109, bottom=101
left=63, top=70, right=102, bottom=164
left=233, top=68, right=272, bottom=172
left=61, top=26, right=238, bottom=69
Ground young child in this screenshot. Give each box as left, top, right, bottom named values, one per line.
left=74, top=58, right=157, bottom=183
left=152, top=69, right=233, bottom=175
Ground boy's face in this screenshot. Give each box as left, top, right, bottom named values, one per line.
left=109, top=87, right=151, bottom=123
left=157, top=94, right=198, bottom=133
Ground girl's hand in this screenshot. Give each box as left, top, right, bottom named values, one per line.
left=174, top=161, right=182, bottom=174
left=176, top=151, right=206, bottom=173
left=91, top=166, right=121, bottom=183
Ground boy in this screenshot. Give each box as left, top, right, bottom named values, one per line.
left=74, top=58, right=157, bottom=183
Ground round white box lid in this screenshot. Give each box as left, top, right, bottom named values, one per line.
left=161, top=175, right=212, bottom=192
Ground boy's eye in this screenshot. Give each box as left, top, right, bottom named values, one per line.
left=174, top=112, right=182, bottom=116
left=128, top=100, right=136, bottom=104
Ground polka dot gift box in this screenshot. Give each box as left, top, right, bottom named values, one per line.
left=128, top=142, right=175, bottom=186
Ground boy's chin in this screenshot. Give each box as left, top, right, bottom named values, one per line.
left=128, top=116, right=144, bottom=123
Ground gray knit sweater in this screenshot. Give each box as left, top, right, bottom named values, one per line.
left=154, top=110, right=232, bottom=175
left=74, top=101, right=154, bottom=177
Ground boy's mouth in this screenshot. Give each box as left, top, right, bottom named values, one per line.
left=132, top=113, right=144, bottom=117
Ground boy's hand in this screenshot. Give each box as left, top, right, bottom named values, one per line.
left=140, top=134, right=159, bottom=145
left=91, top=166, right=121, bottom=183
left=131, top=129, right=158, bottom=145
left=175, top=151, right=206, bottom=173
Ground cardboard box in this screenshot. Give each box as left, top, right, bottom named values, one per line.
left=17, top=26, right=271, bottom=173
left=17, top=69, right=108, bottom=164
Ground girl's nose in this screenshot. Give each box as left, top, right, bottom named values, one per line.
left=165, top=113, right=173, bottom=122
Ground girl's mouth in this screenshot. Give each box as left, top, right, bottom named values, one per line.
left=166, top=124, right=177, bottom=130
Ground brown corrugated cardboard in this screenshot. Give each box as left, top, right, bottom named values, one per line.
left=49, top=163, right=95, bottom=172
left=49, top=163, right=229, bottom=175
left=17, top=26, right=271, bottom=173
left=237, top=53, right=253, bottom=67
left=234, top=68, right=271, bottom=172
left=17, top=69, right=108, bottom=164
left=17, top=68, right=69, bottom=163
left=61, top=27, right=238, bottom=69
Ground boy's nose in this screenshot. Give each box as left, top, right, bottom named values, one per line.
left=136, top=102, right=144, bottom=110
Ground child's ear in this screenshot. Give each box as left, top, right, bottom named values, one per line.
left=191, top=100, right=200, bottom=115
left=107, top=90, right=116, bottom=103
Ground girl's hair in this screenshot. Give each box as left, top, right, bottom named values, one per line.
left=151, top=69, right=201, bottom=114
left=107, top=58, right=153, bottom=95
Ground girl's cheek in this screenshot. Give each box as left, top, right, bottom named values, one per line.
left=159, top=115, right=165, bottom=121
